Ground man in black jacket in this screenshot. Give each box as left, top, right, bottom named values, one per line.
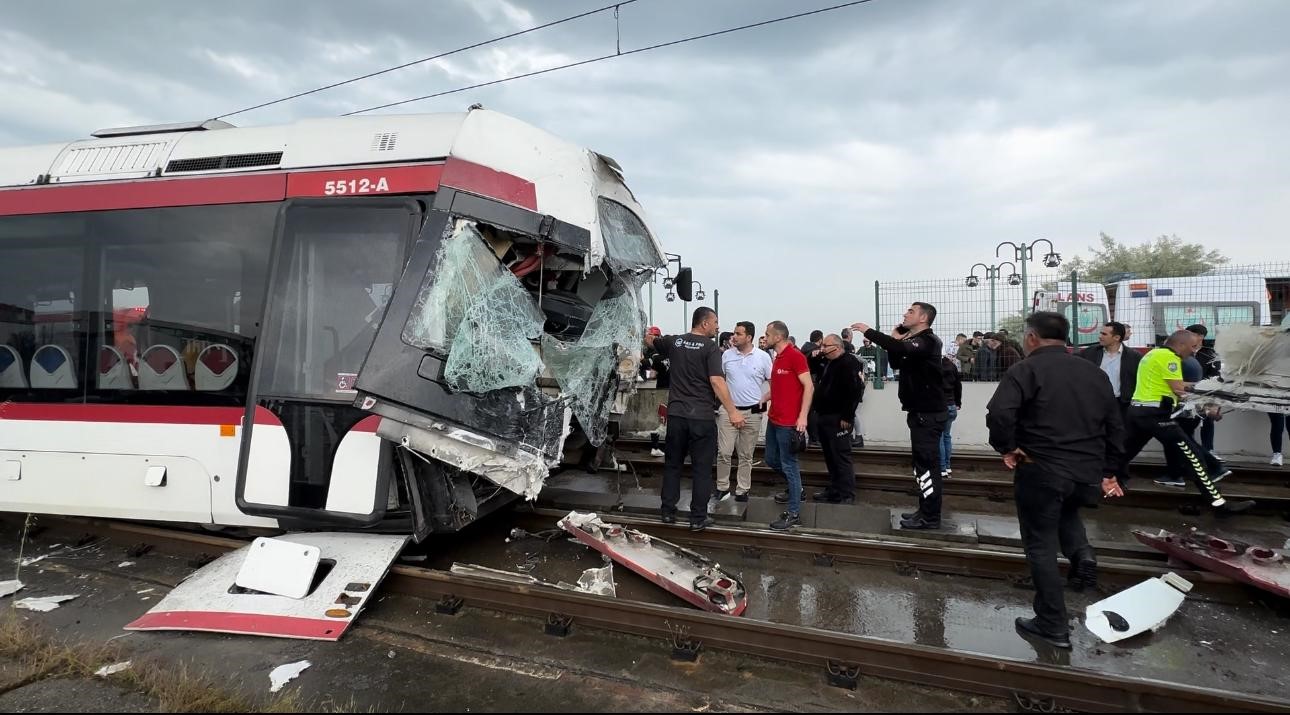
left=852, top=302, right=946, bottom=529
left=1078, top=321, right=1141, bottom=425
left=986, top=311, right=1125, bottom=650
left=811, top=334, right=864, bottom=503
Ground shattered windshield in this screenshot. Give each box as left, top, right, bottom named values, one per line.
left=542, top=276, right=647, bottom=445
left=402, top=220, right=546, bottom=393
left=599, top=198, right=663, bottom=273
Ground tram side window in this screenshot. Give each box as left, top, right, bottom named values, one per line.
left=95, top=204, right=273, bottom=401
left=258, top=206, right=407, bottom=399
left=0, top=244, right=85, bottom=397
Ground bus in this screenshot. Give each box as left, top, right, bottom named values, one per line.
left=0, top=109, right=666, bottom=540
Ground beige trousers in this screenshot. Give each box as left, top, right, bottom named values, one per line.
left=716, top=407, right=762, bottom=494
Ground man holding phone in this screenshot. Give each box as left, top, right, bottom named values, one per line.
left=852, top=302, right=946, bottom=529
left=715, top=321, right=773, bottom=503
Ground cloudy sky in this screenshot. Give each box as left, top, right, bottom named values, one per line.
left=2, top=0, right=1287, bottom=337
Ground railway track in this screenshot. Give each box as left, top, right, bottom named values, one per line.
left=609, top=443, right=1290, bottom=513
left=30, top=515, right=1290, bottom=713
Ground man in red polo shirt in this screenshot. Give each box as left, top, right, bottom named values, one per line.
left=765, top=320, right=813, bottom=530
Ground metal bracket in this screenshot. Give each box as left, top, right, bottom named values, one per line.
left=1011, top=691, right=1074, bottom=713
left=813, top=553, right=835, bottom=567
left=668, top=623, right=702, bottom=662
left=826, top=660, right=860, bottom=690
left=435, top=595, right=463, bottom=615
left=545, top=613, right=573, bottom=637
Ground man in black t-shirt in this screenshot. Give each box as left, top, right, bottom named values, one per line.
left=644, top=306, right=744, bottom=531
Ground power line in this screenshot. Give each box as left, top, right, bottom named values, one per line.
left=344, top=0, right=877, bottom=116
left=217, top=0, right=640, bottom=120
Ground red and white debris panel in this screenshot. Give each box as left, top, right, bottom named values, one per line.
left=1135, top=528, right=1290, bottom=599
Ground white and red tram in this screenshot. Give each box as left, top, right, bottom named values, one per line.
left=0, top=109, right=666, bottom=540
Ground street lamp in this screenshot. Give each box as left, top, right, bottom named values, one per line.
left=966, top=261, right=1018, bottom=329
left=650, top=253, right=684, bottom=325
left=996, top=239, right=1061, bottom=319
left=692, top=281, right=706, bottom=302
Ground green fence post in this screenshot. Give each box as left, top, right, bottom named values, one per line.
left=1069, top=269, right=1079, bottom=345
left=873, top=279, right=885, bottom=390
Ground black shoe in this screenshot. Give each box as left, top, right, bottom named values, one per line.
left=901, top=510, right=923, bottom=521
left=899, top=514, right=941, bottom=530
left=734, top=493, right=749, bottom=503
left=813, top=489, right=835, bottom=501
left=852, top=436, right=864, bottom=448
left=690, top=516, right=715, bottom=532
left=1067, top=559, right=1098, bottom=592
left=661, top=513, right=677, bottom=524
left=1014, top=617, right=1072, bottom=649
left=1214, top=499, right=1255, bottom=517
left=770, top=512, right=800, bottom=531
left=713, top=489, right=731, bottom=502
left=822, top=495, right=855, bottom=504
left=773, top=491, right=790, bottom=504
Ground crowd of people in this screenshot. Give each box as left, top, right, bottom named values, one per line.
left=641, top=301, right=1265, bottom=651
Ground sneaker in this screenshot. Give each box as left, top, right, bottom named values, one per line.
left=773, top=491, right=790, bottom=504
left=661, top=512, right=677, bottom=525
left=713, top=489, right=731, bottom=502
left=899, top=514, right=942, bottom=530
left=650, top=448, right=665, bottom=458
left=1272, top=452, right=1284, bottom=467
left=1214, top=499, right=1255, bottom=517
left=812, top=489, right=836, bottom=501
left=1209, top=451, right=1223, bottom=462
left=690, top=516, right=715, bottom=532
left=1014, top=617, right=1072, bottom=649
left=1153, top=476, right=1187, bottom=488
left=770, top=512, right=800, bottom=530
left=1211, top=470, right=1231, bottom=484
left=1067, top=559, right=1098, bottom=592
left=734, top=493, right=749, bottom=503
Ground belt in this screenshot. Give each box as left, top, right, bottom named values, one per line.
left=735, top=405, right=759, bottom=411
left=1130, top=400, right=1166, bottom=408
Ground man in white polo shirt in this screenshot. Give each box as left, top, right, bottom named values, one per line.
left=715, top=321, right=773, bottom=502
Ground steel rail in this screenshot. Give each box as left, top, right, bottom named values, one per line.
left=41, top=517, right=1290, bottom=713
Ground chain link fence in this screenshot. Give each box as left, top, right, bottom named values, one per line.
left=872, top=261, right=1290, bottom=382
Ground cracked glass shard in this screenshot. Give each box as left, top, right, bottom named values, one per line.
left=542, top=277, right=645, bottom=445
left=599, top=198, right=664, bottom=273
left=402, top=220, right=545, bottom=393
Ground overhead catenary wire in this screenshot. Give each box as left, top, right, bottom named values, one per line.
left=343, top=0, right=877, bottom=116
left=216, top=0, right=641, bottom=120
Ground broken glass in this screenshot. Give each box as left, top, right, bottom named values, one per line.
left=402, top=220, right=545, bottom=393
left=542, top=276, right=646, bottom=445
left=599, top=198, right=664, bottom=273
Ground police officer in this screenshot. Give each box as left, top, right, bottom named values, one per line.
left=852, top=302, right=946, bottom=530
left=1119, top=330, right=1253, bottom=515
left=986, top=311, right=1125, bottom=650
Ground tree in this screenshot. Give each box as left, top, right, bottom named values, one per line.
left=1067, top=233, right=1227, bottom=285
left=997, top=312, right=1025, bottom=336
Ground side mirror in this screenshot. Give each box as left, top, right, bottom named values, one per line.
left=674, top=267, right=694, bottom=302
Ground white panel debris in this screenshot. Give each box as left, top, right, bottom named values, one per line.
left=95, top=661, right=132, bottom=677
left=402, top=220, right=546, bottom=393
left=1188, top=325, right=1290, bottom=415
left=269, top=660, right=311, bottom=693
left=574, top=563, right=616, bottom=597
left=0, top=580, right=23, bottom=598
left=15, top=594, right=79, bottom=612
left=1085, top=572, right=1192, bottom=643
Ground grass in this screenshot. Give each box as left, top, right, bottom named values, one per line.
left=0, top=613, right=313, bottom=712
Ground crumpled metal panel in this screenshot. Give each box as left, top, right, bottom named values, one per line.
left=402, top=220, right=545, bottom=394
left=1188, top=325, right=1290, bottom=415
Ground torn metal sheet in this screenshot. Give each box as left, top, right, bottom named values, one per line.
left=15, top=594, right=78, bottom=612
left=1187, top=325, right=1290, bottom=415
left=572, top=563, right=616, bottom=597
left=402, top=220, right=546, bottom=394
left=1135, top=528, right=1290, bottom=599
left=125, top=532, right=407, bottom=641
left=0, top=580, right=22, bottom=598
left=1085, top=572, right=1192, bottom=643
left=380, top=419, right=562, bottom=500
left=269, top=660, right=311, bottom=693
left=557, top=511, right=746, bottom=615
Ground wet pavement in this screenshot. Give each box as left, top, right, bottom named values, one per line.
left=0, top=516, right=997, bottom=712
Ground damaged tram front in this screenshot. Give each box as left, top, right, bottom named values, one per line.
left=0, top=109, right=665, bottom=539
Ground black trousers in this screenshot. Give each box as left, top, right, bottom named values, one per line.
left=907, top=410, right=948, bottom=518
left=661, top=415, right=717, bottom=523
left=818, top=413, right=856, bottom=499
left=1014, top=464, right=1098, bottom=635
left=1122, top=406, right=1226, bottom=505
